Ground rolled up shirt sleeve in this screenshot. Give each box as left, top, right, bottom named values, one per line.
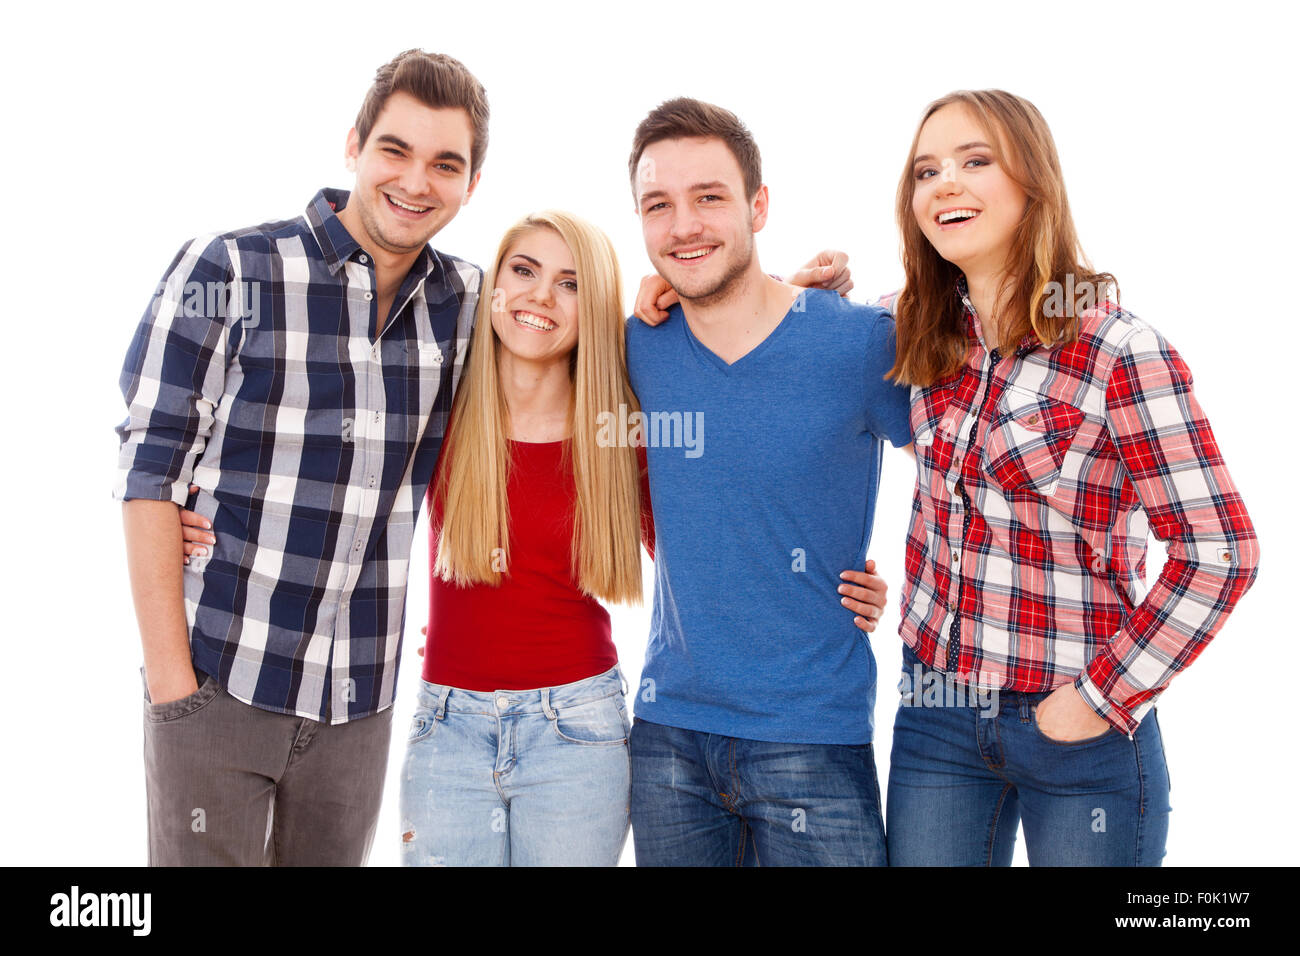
left=1076, top=325, right=1260, bottom=734
left=114, top=235, right=240, bottom=504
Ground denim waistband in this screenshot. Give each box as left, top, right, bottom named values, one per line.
left=417, top=665, right=625, bottom=718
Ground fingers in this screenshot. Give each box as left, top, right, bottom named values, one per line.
left=791, top=251, right=853, bottom=296
left=180, top=492, right=215, bottom=566
left=634, top=274, right=677, bottom=325
left=180, top=511, right=215, bottom=565
left=823, top=250, right=853, bottom=295
left=788, top=264, right=833, bottom=288
left=838, top=564, right=888, bottom=633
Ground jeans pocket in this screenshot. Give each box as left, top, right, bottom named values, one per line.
left=550, top=694, right=628, bottom=746
left=1030, top=702, right=1113, bottom=746
left=407, top=710, right=440, bottom=744
left=144, top=670, right=221, bottom=723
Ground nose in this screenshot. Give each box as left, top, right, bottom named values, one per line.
left=934, top=162, right=963, bottom=198
left=527, top=279, right=556, bottom=308
left=669, top=205, right=705, bottom=243
left=399, top=162, right=433, bottom=204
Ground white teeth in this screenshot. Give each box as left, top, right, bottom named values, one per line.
left=387, top=195, right=430, bottom=213
left=673, top=248, right=712, bottom=259
left=513, top=311, right=556, bottom=331
left=938, top=209, right=979, bottom=224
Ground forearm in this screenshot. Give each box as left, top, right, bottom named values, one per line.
left=122, top=499, right=195, bottom=699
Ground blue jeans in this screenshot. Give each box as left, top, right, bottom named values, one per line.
left=398, top=666, right=631, bottom=866
left=886, top=644, right=1171, bottom=866
left=629, top=719, right=887, bottom=866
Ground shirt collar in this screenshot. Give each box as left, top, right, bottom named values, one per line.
left=955, top=275, right=1039, bottom=358
left=303, top=187, right=442, bottom=287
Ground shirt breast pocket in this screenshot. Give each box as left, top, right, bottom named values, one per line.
left=981, top=386, right=1084, bottom=497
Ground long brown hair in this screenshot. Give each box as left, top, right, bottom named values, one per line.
left=434, top=211, right=644, bottom=605
left=890, top=90, right=1117, bottom=387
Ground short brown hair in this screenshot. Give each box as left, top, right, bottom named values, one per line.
left=628, top=97, right=762, bottom=200
left=355, top=50, right=490, bottom=177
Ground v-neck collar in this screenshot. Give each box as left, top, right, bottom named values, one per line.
left=677, top=299, right=798, bottom=374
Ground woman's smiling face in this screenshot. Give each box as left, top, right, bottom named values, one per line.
left=911, top=103, right=1029, bottom=279
left=490, top=226, right=581, bottom=366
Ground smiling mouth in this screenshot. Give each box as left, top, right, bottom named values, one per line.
left=385, top=193, right=433, bottom=216
left=513, top=310, right=556, bottom=331
left=669, top=246, right=717, bottom=262
left=936, top=209, right=980, bottom=228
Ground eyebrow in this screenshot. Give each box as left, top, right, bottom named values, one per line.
left=374, top=134, right=468, bottom=166
left=639, top=181, right=732, bottom=205
left=510, top=254, right=576, bottom=277
left=912, top=142, right=993, bottom=166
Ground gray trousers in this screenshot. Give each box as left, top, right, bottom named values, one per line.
left=142, top=669, right=394, bottom=866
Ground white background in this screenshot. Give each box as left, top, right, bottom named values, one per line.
left=1, top=0, right=1294, bottom=866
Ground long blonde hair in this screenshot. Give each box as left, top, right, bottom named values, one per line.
left=433, top=211, right=644, bottom=605
left=891, top=90, right=1118, bottom=387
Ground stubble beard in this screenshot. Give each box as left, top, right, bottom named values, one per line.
left=668, top=233, right=755, bottom=310
left=357, top=190, right=439, bottom=256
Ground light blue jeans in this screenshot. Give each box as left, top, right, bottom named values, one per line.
left=399, top=666, right=631, bottom=866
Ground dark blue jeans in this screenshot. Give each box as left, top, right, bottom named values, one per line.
left=629, top=718, right=887, bottom=866
left=886, top=644, right=1171, bottom=866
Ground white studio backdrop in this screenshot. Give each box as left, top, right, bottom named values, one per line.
left=0, top=0, right=1294, bottom=866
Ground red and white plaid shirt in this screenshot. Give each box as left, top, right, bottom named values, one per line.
left=892, top=284, right=1259, bottom=735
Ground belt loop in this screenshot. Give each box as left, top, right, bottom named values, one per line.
left=540, top=686, right=556, bottom=720
left=1017, top=693, right=1031, bottom=723
left=617, top=665, right=628, bottom=698
left=434, top=684, right=451, bottom=720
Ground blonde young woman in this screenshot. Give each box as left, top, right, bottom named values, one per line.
left=845, top=90, right=1260, bottom=865
left=395, top=210, right=648, bottom=867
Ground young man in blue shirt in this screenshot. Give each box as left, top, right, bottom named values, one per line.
left=625, top=98, right=912, bottom=866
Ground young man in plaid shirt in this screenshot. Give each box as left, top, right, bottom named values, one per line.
left=116, top=50, right=485, bottom=865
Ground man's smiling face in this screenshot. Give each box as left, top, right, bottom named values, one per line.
left=342, top=90, right=480, bottom=256
left=636, top=136, right=765, bottom=305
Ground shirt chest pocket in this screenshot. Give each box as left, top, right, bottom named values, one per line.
left=981, top=386, right=1084, bottom=497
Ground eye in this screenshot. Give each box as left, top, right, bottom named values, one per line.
left=383, top=147, right=403, bottom=157
left=915, top=167, right=936, bottom=181
left=965, top=156, right=990, bottom=169
left=645, top=201, right=667, bottom=213
left=512, top=264, right=535, bottom=278
left=435, top=163, right=460, bottom=173
left=559, top=279, right=578, bottom=293
left=700, top=195, right=722, bottom=203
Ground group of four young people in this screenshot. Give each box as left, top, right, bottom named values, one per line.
left=119, top=48, right=1258, bottom=867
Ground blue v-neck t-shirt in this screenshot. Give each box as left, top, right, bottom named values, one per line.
left=625, top=288, right=913, bottom=744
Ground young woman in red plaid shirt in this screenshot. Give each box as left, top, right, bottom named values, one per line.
left=841, top=90, right=1259, bottom=866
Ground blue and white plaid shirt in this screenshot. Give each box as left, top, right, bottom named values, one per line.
left=116, top=188, right=480, bottom=723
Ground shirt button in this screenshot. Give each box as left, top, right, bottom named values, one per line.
left=496, top=696, right=510, bottom=709
left=359, top=254, right=368, bottom=264
left=364, top=292, right=374, bottom=301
